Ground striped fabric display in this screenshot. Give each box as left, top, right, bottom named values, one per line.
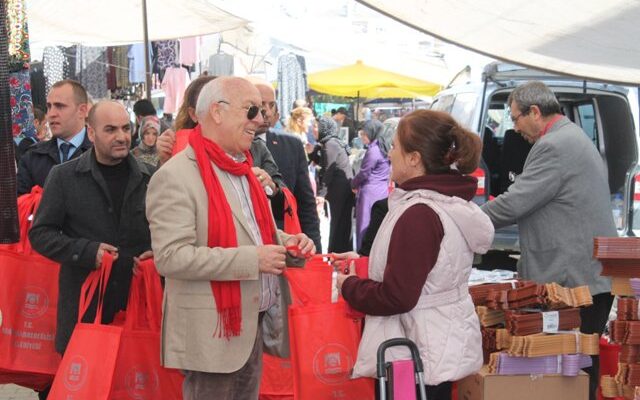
left=600, top=375, right=635, bottom=399
left=484, top=282, right=591, bottom=310
left=506, top=331, right=600, bottom=357
left=476, top=306, right=505, bottom=327
left=469, top=281, right=532, bottom=306
left=504, top=308, right=581, bottom=336
left=630, top=278, right=640, bottom=298
left=609, top=320, right=640, bottom=345
left=488, top=352, right=592, bottom=376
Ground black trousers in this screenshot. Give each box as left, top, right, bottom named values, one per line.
left=327, top=185, right=354, bottom=253
left=580, top=292, right=614, bottom=400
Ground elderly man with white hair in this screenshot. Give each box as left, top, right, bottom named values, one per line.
left=146, top=76, right=315, bottom=399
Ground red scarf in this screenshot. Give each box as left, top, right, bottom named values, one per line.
left=539, top=114, right=563, bottom=138
left=189, top=126, right=276, bottom=338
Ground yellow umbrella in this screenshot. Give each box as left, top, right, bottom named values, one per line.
left=308, top=60, right=441, bottom=98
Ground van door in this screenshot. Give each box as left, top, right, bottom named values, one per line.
left=623, top=165, right=640, bottom=237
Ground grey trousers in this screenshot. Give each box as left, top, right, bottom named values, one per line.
left=182, top=321, right=264, bottom=400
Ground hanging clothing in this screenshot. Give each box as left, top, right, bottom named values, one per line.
left=43, top=46, right=66, bottom=94
left=106, top=47, right=117, bottom=91
left=112, top=46, right=129, bottom=89
left=128, top=43, right=151, bottom=84
left=179, top=37, right=199, bottom=66
left=7, top=0, right=30, bottom=72
left=30, top=61, right=46, bottom=111
left=295, top=55, right=308, bottom=92
left=161, top=67, right=191, bottom=114
left=63, top=45, right=76, bottom=79
left=277, top=53, right=306, bottom=124
left=76, top=46, right=108, bottom=99
left=9, top=69, right=36, bottom=139
left=208, top=53, right=234, bottom=76
left=154, top=40, right=178, bottom=72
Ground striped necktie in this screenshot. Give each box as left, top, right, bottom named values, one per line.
left=60, top=142, right=73, bottom=162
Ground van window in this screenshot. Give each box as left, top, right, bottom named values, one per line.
left=450, top=93, right=478, bottom=130
left=431, top=95, right=455, bottom=113
left=486, top=106, right=510, bottom=139
left=577, top=103, right=598, bottom=146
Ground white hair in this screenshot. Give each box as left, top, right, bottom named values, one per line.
left=195, top=77, right=228, bottom=120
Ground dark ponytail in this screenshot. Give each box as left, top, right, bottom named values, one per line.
left=450, top=124, right=482, bottom=174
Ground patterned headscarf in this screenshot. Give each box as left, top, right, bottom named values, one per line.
left=138, top=116, right=160, bottom=143
left=317, top=116, right=338, bottom=143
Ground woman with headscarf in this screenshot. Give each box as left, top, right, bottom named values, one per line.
left=310, top=116, right=354, bottom=252
left=131, top=115, right=160, bottom=166
left=351, top=120, right=391, bottom=249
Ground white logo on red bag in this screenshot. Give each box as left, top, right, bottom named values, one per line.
left=125, top=366, right=159, bottom=399
left=20, top=286, right=48, bottom=319
left=63, top=356, right=88, bottom=391
left=313, top=344, right=353, bottom=385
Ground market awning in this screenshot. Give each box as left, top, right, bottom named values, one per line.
left=357, top=0, right=640, bottom=85
left=308, top=60, right=441, bottom=98
left=26, top=0, right=247, bottom=45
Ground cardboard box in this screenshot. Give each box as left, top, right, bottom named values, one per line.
left=457, top=367, right=588, bottom=400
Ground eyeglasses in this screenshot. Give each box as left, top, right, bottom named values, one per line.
left=510, top=108, right=530, bottom=123
left=217, top=100, right=265, bottom=120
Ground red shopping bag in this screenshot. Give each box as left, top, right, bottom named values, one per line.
left=0, top=250, right=60, bottom=389
left=259, top=256, right=333, bottom=400
left=0, top=185, right=61, bottom=390
left=288, top=301, right=374, bottom=400
left=110, top=258, right=183, bottom=400
left=49, top=253, right=122, bottom=400
left=259, top=353, right=294, bottom=400
left=285, top=255, right=336, bottom=307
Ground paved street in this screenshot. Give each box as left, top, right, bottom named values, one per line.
left=0, top=385, right=38, bottom=400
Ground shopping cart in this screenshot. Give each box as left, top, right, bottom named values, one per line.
left=377, top=338, right=428, bottom=400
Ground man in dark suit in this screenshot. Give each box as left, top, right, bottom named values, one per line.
left=17, top=80, right=92, bottom=195
left=28, top=100, right=154, bottom=400
left=248, top=77, right=322, bottom=252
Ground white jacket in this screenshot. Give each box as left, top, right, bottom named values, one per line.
left=352, top=187, right=494, bottom=385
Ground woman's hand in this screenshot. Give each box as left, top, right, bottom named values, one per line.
left=331, top=251, right=360, bottom=260
left=336, top=259, right=357, bottom=291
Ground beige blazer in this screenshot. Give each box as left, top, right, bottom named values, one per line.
left=146, top=145, right=292, bottom=373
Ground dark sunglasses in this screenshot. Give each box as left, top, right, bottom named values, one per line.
left=218, top=100, right=265, bottom=120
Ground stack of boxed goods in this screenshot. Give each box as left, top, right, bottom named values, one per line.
left=458, top=278, right=593, bottom=400
left=596, top=237, right=640, bottom=399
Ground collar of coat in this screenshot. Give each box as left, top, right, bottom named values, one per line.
left=75, top=148, right=154, bottom=180
left=31, top=127, right=93, bottom=158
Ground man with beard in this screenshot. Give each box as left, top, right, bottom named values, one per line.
left=29, top=100, right=155, bottom=358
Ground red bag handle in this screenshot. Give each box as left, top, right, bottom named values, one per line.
left=125, top=258, right=163, bottom=331
left=16, top=186, right=43, bottom=254
left=282, top=187, right=302, bottom=235
left=78, top=251, right=114, bottom=324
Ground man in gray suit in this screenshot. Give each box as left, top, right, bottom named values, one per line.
left=481, top=81, right=616, bottom=400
